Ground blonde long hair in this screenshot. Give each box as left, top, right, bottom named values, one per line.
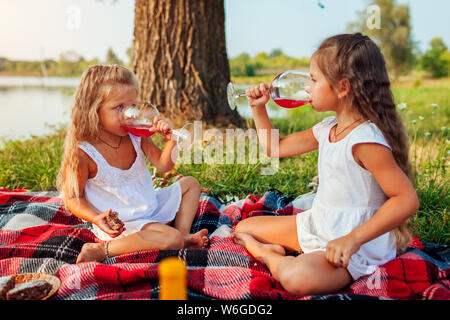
left=313, top=33, right=414, bottom=252
left=56, top=65, right=139, bottom=209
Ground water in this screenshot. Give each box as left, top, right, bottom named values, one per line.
left=0, top=76, right=79, bottom=142
left=233, top=84, right=287, bottom=119
left=0, top=76, right=80, bottom=88
left=0, top=77, right=286, bottom=142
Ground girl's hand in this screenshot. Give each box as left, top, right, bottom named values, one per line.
left=326, top=234, right=362, bottom=268
left=92, top=209, right=125, bottom=238
left=246, top=83, right=270, bottom=108
left=153, top=116, right=175, bottom=140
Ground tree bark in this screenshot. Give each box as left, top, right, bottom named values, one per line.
left=133, top=0, right=246, bottom=128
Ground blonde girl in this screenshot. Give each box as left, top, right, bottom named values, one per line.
left=57, top=65, right=208, bottom=263
left=233, top=33, right=419, bottom=295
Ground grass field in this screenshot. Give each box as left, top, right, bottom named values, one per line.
left=0, top=82, right=448, bottom=245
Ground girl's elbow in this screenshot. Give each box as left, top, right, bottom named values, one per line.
left=410, top=193, right=420, bottom=214
left=391, top=191, right=419, bottom=218
left=404, top=191, right=420, bottom=217
left=157, top=163, right=174, bottom=173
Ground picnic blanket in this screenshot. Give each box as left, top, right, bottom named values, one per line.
left=0, top=188, right=449, bottom=300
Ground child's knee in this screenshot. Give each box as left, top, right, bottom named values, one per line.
left=162, top=229, right=184, bottom=250
left=235, top=217, right=258, bottom=234
left=180, top=176, right=201, bottom=192
left=187, top=176, right=201, bottom=190
left=235, top=219, right=250, bottom=234
left=278, top=261, right=319, bottom=295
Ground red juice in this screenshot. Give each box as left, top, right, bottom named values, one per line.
left=273, top=98, right=311, bottom=108
left=123, top=125, right=155, bottom=137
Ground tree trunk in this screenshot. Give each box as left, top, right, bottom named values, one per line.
left=133, top=0, right=246, bottom=128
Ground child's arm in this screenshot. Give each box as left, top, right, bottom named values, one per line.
left=65, top=149, right=123, bottom=238
left=141, top=116, right=177, bottom=172
left=247, top=83, right=318, bottom=158
left=326, top=143, right=419, bottom=268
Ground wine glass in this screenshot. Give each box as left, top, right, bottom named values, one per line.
left=120, top=102, right=194, bottom=151
left=227, top=70, right=311, bottom=110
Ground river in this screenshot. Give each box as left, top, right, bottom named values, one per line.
left=0, top=76, right=286, bottom=142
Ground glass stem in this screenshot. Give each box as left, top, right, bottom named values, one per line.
left=171, top=129, right=188, bottom=140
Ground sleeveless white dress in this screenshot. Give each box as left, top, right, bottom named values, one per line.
left=296, top=116, right=397, bottom=280
left=78, top=134, right=182, bottom=241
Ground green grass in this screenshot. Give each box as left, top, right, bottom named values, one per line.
left=0, top=84, right=448, bottom=245
left=0, top=129, right=65, bottom=190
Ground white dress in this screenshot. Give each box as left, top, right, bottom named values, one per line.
left=78, top=134, right=182, bottom=241
left=296, top=116, right=397, bottom=280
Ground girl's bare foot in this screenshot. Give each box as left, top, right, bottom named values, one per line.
left=76, top=242, right=106, bottom=263
left=232, top=232, right=286, bottom=262
left=184, top=228, right=209, bottom=248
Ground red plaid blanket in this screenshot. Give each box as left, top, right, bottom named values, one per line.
left=0, top=188, right=449, bottom=300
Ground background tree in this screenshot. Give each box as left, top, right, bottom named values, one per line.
left=58, top=51, right=83, bottom=76
left=132, top=0, right=245, bottom=128
left=421, top=38, right=450, bottom=78
left=229, top=53, right=255, bottom=77
left=105, top=47, right=123, bottom=65
left=268, top=49, right=283, bottom=59
left=347, top=0, right=417, bottom=79
left=125, top=45, right=133, bottom=67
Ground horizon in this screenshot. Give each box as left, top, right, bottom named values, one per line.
left=0, top=0, right=449, bottom=63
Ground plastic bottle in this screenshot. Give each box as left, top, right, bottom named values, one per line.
left=158, top=257, right=187, bottom=300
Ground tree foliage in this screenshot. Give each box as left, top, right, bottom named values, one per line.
left=105, top=47, right=123, bottom=65
left=347, top=0, right=416, bottom=78
left=229, top=50, right=310, bottom=77
left=421, top=38, right=450, bottom=78
left=0, top=48, right=125, bottom=77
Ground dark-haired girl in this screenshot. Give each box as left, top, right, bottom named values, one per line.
left=233, top=33, right=419, bottom=295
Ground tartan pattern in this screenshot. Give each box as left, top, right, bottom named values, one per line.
left=0, top=188, right=449, bottom=300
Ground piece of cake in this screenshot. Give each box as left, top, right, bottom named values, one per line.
left=0, top=276, right=16, bottom=300
left=106, top=210, right=124, bottom=230
left=5, top=279, right=52, bottom=300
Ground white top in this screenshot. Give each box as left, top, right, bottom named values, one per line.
left=78, top=134, right=182, bottom=241
left=296, top=116, right=397, bottom=280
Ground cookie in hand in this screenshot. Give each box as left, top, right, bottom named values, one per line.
left=106, top=210, right=124, bottom=230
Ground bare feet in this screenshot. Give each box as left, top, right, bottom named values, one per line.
left=76, top=242, right=106, bottom=263
left=184, top=228, right=209, bottom=248
left=232, top=232, right=286, bottom=263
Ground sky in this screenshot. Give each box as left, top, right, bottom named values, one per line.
left=0, top=0, right=449, bottom=62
